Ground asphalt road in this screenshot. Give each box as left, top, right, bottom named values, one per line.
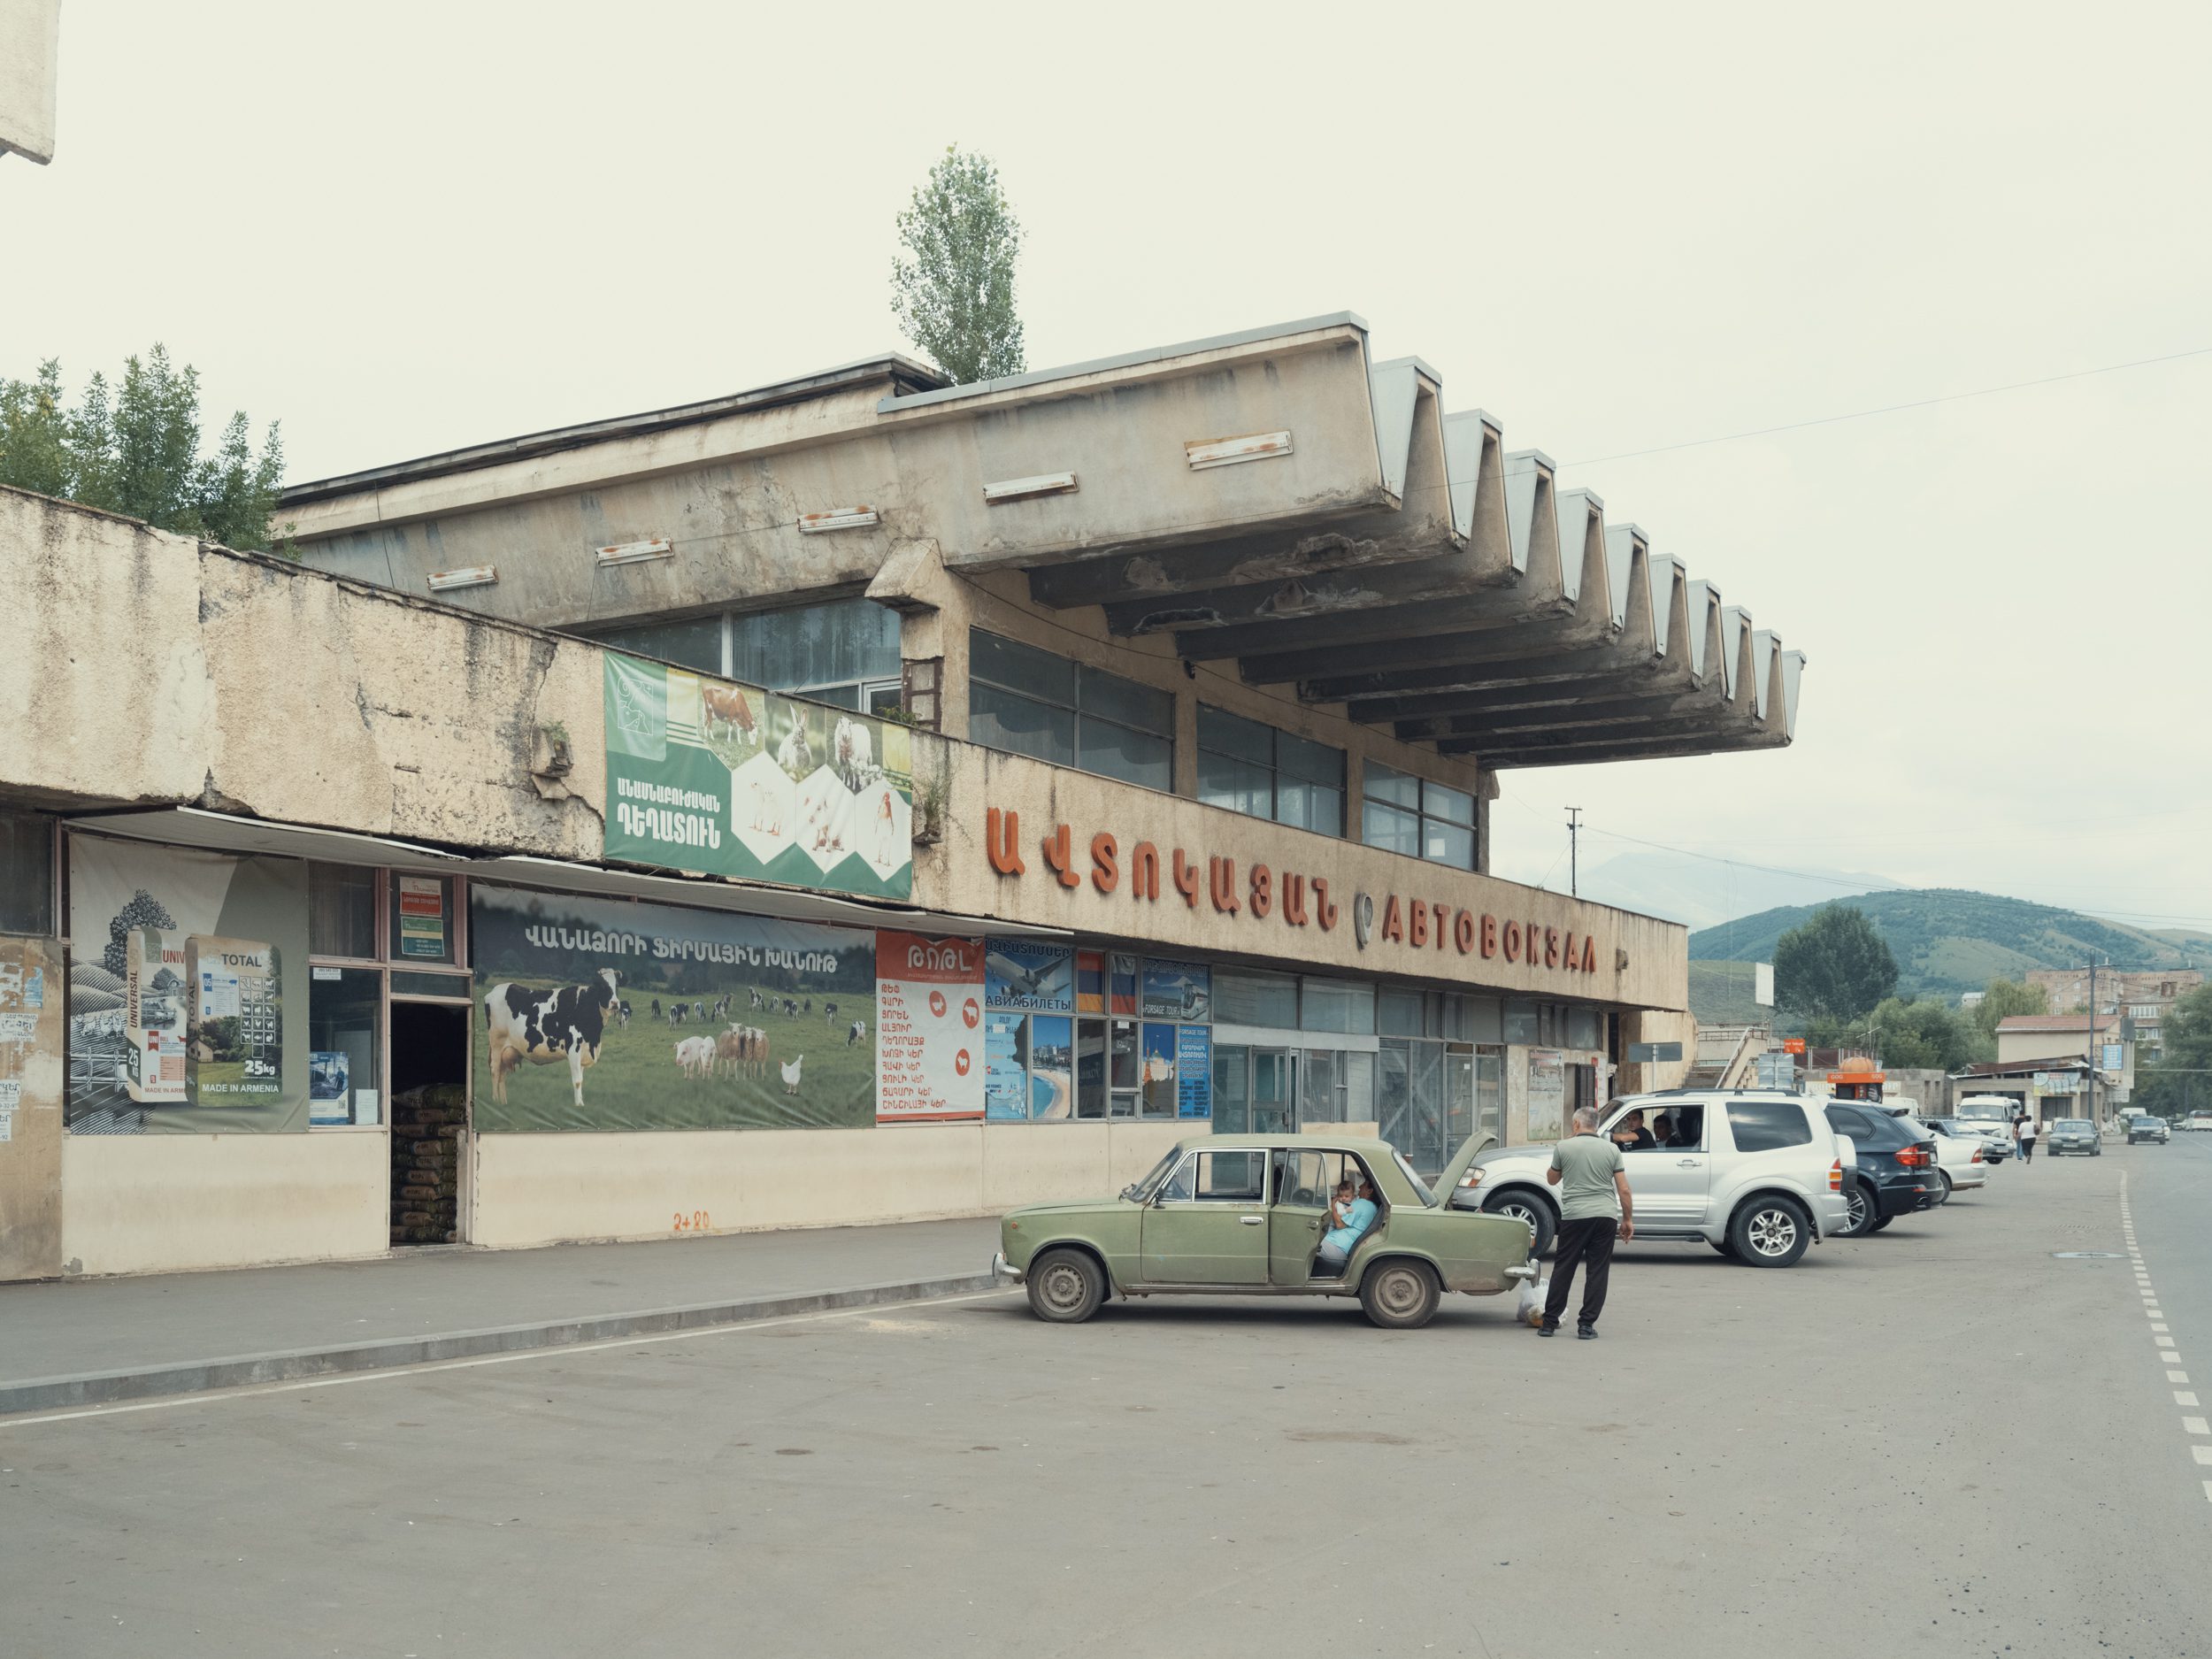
left=4, top=1139, right=2207, bottom=1658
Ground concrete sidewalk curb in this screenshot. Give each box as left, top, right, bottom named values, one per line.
left=0, top=1271, right=1004, bottom=1418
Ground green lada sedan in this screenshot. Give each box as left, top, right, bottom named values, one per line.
left=993, top=1133, right=1535, bottom=1329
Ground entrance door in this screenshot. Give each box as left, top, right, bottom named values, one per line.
left=1301, top=1048, right=1346, bottom=1125
left=1211, top=1045, right=1251, bottom=1133
left=388, top=1000, right=472, bottom=1247
left=1250, top=1048, right=1295, bottom=1135
left=1139, top=1148, right=1271, bottom=1284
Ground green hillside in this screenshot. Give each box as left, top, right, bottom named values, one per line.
left=1687, top=888, right=2206, bottom=1001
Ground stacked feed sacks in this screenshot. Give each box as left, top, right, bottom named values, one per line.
left=389, top=1083, right=465, bottom=1244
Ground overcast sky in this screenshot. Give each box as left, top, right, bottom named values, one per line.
left=12, top=3, right=2210, bottom=929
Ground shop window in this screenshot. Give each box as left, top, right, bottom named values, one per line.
left=1537, top=1003, right=1557, bottom=1045
left=307, top=965, right=382, bottom=1126
left=1565, top=1005, right=1600, bottom=1050
left=1215, top=969, right=1298, bottom=1029
left=309, top=863, right=379, bottom=959
left=1362, top=761, right=1478, bottom=871
left=1196, top=704, right=1345, bottom=835
left=968, top=628, right=1174, bottom=789
left=1502, top=1000, right=1539, bottom=1045
left=1300, top=978, right=1376, bottom=1035
left=1377, top=987, right=1428, bottom=1039
left=1142, top=1023, right=1179, bottom=1117
left=1141, top=956, right=1210, bottom=1022
left=1445, top=995, right=1502, bottom=1044
left=389, top=875, right=457, bottom=965
left=0, top=810, right=55, bottom=935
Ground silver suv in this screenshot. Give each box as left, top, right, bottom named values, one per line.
left=1449, top=1091, right=1855, bottom=1268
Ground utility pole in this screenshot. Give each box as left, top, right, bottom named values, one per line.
left=2085, top=955, right=2100, bottom=1127
left=1566, top=807, right=1582, bottom=897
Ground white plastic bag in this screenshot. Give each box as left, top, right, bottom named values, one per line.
left=1517, top=1276, right=1548, bottom=1327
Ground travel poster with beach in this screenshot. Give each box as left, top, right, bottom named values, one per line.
left=603, top=652, right=914, bottom=900
left=873, top=932, right=984, bottom=1123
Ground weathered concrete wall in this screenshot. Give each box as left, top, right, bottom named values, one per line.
left=471, top=1121, right=1187, bottom=1248
left=0, top=0, right=60, bottom=165
left=3, top=486, right=604, bottom=858
left=912, top=740, right=1686, bottom=1012
left=59, top=1133, right=389, bottom=1277
left=283, top=321, right=1393, bottom=628
left=0, top=933, right=65, bottom=1279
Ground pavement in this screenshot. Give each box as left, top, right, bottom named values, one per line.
left=0, top=1216, right=1001, bottom=1412
left=3, top=1141, right=2208, bottom=1657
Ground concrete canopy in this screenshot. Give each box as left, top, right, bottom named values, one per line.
left=878, top=315, right=1802, bottom=772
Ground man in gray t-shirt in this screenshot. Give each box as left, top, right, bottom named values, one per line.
left=1540, top=1104, right=1634, bottom=1339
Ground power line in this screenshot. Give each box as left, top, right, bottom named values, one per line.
left=1561, top=342, right=2212, bottom=468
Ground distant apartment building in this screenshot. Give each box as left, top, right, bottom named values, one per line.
left=2026, top=967, right=2199, bottom=1062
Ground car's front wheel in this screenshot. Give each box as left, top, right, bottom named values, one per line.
left=1025, top=1248, right=1106, bottom=1324
left=1358, top=1259, right=1440, bottom=1329
left=1729, top=1196, right=1810, bottom=1267
left=1482, top=1189, right=1557, bottom=1258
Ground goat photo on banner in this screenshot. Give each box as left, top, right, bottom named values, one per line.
left=469, top=885, right=877, bottom=1133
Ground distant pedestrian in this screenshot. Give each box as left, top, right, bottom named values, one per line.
left=2017, top=1114, right=2039, bottom=1164
left=1540, top=1105, right=1634, bottom=1340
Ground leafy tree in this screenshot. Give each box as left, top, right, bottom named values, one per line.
left=1803, top=997, right=1984, bottom=1069
left=1969, top=977, right=2047, bottom=1038
left=103, top=888, right=178, bottom=979
left=1774, top=902, right=1898, bottom=1021
left=2132, top=984, right=2212, bottom=1119
left=890, top=146, right=1026, bottom=385
left=0, top=345, right=286, bottom=550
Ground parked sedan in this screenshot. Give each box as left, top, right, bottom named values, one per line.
left=2046, top=1118, right=2101, bottom=1156
left=994, top=1133, right=1535, bottom=1328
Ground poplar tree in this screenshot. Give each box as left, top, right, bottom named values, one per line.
left=890, top=146, right=1026, bottom=386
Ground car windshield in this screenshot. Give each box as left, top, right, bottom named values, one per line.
left=1960, top=1104, right=2011, bottom=1121
left=1122, top=1148, right=1183, bottom=1203
left=1392, top=1150, right=1436, bottom=1207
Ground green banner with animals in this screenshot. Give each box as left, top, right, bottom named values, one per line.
left=471, top=884, right=877, bottom=1133
left=602, top=652, right=914, bottom=900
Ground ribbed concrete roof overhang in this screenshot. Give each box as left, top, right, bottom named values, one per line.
left=877, top=315, right=1803, bottom=771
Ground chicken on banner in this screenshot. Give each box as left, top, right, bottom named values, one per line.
left=874, top=932, right=985, bottom=1123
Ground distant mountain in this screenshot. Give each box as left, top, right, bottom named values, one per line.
left=1687, top=888, right=2209, bottom=1001
left=1573, top=849, right=1898, bottom=933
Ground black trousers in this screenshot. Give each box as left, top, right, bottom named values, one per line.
left=1543, top=1217, right=1617, bottom=1330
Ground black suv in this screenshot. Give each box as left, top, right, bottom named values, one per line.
left=1823, top=1102, right=1942, bottom=1236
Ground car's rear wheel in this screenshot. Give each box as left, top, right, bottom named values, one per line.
left=1358, top=1259, right=1440, bottom=1329
left=1934, top=1171, right=1954, bottom=1204
left=1025, top=1248, right=1105, bottom=1324
left=1839, top=1179, right=1875, bottom=1237
left=1482, top=1190, right=1556, bottom=1258
left=1729, top=1196, right=1810, bottom=1267
left=1869, top=1212, right=1894, bottom=1233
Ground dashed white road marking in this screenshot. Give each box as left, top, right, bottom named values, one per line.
left=2122, top=1175, right=2210, bottom=1503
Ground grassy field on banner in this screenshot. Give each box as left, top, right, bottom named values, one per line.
left=473, top=991, right=879, bottom=1133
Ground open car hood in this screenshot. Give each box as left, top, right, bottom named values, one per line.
left=1430, top=1132, right=1499, bottom=1203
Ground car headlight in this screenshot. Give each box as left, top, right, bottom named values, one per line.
left=1459, top=1168, right=1490, bottom=1188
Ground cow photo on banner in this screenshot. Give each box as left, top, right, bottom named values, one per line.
left=65, top=834, right=310, bottom=1135
left=469, top=885, right=877, bottom=1133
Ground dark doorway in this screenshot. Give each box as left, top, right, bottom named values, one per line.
left=388, top=1001, right=470, bottom=1248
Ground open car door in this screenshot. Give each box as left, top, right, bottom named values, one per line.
left=1431, top=1132, right=1498, bottom=1206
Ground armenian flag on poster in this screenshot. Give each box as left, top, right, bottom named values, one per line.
left=603, top=653, right=913, bottom=900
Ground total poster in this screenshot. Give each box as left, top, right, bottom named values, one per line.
left=873, top=932, right=985, bottom=1124
left=603, top=653, right=913, bottom=900
left=469, top=884, right=877, bottom=1133
left=67, top=834, right=309, bottom=1134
